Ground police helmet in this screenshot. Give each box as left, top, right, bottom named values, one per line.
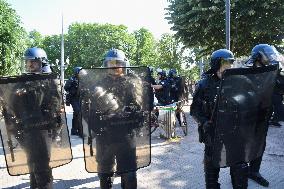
left=73, top=66, right=82, bottom=75
left=207, top=49, right=235, bottom=74
left=103, top=48, right=129, bottom=68
left=168, top=69, right=177, bottom=77
left=251, top=44, right=284, bottom=66
left=157, top=69, right=167, bottom=78
left=23, top=47, right=51, bottom=73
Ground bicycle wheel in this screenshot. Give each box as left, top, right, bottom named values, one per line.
left=180, top=110, right=188, bottom=136
left=150, top=113, right=159, bottom=134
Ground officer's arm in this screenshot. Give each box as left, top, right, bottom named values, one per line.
left=64, top=79, right=72, bottom=91
left=152, top=84, right=163, bottom=90
left=190, top=81, right=208, bottom=126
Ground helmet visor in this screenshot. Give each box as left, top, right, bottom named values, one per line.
left=220, top=58, right=234, bottom=65
left=104, top=60, right=127, bottom=67
left=24, top=59, right=42, bottom=73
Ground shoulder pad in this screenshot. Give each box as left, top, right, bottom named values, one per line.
left=194, top=76, right=211, bottom=92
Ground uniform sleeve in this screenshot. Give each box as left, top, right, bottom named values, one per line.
left=64, top=78, right=72, bottom=91
left=190, top=80, right=208, bottom=126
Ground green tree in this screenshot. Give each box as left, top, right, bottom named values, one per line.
left=166, top=0, right=284, bottom=57
left=28, top=30, right=44, bottom=48
left=65, top=23, right=136, bottom=77
left=42, top=34, right=62, bottom=75
left=132, top=28, right=158, bottom=66
left=156, top=33, right=181, bottom=69
left=0, top=0, right=27, bottom=76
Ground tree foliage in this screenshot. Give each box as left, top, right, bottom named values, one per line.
left=0, top=0, right=27, bottom=76
left=28, top=30, right=44, bottom=48
left=166, top=0, right=284, bottom=57
left=132, top=28, right=158, bottom=66
left=65, top=23, right=136, bottom=76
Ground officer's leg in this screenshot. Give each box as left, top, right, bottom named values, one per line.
left=34, top=168, right=53, bottom=189
left=96, top=139, right=115, bottom=189
left=175, top=110, right=182, bottom=126
left=248, top=141, right=269, bottom=187
left=116, top=139, right=137, bottom=189
left=26, top=131, right=53, bottom=189
left=29, top=172, right=37, bottom=189
left=269, top=93, right=282, bottom=126
left=98, top=173, right=114, bottom=189
left=249, top=155, right=269, bottom=187
left=121, top=171, right=137, bottom=189
left=230, top=162, right=248, bottom=189
left=204, top=146, right=220, bottom=189
left=71, top=100, right=81, bottom=135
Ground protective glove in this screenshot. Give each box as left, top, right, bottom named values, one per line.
left=202, top=120, right=213, bottom=134
left=202, top=121, right=213, bottom=145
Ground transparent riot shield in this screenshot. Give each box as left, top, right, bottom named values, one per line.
left=0, top=74, right=72, bottom=176
left=79, top=67, right=151, bottom=173
left=211, top=64, right=278, bottom=167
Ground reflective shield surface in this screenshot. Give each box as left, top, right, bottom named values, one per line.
left=0, top=74, right=72, bottom=175
left=212, top=65, right=278, bottom=167
left=79, top=67, right=151, bottom=173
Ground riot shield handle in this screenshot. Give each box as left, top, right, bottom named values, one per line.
left=2, top=108, right=15, bottom=162
left=7, top=133, right=15, bottom=162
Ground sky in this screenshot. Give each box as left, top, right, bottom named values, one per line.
left=6, top=0, right=173, bottom=39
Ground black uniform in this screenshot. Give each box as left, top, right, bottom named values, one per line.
left=64, top=76, right=82, bottom=136
left=270, top=72, right=284, bottom=126
left=90, top=74, right=143, bottom=189
left=155, top=78, right=171, bottom=106
left=190, top=74, right=248, bottom=189
left=4, top=78, right=61, bottom=189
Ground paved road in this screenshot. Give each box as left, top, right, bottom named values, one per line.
left=0, top=105, right=284, bottom=189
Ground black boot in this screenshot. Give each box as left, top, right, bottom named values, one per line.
left=230, top=163, right=248, bottom=189
left=121, top=172, right=137, bottom=189
left=34, top=169, right=53, bottom=189
left=248, top=172, right=269, bottom=187
left=99, top=173, right=113, bottom=189
left=204, top=157, right=221, bottom=189
left=30, top=173, right=38, bottom=189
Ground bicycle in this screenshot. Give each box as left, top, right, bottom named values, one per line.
left=150, top=100, right=188, bottom=138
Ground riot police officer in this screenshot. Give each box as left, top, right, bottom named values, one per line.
left=168, top=69, right=186, bottom=127
left=247, top=44, right=284, bottom=187
left=91, top=49, right=142, bottom=189
left=64, top=66, right=83, bottom=137
left=152, top=69, right=171, bottom=106
left=190, top=49, right=249, bottom=189
left=168, top=69, right=182, bottom=102
left=8, top=47, right=57, bottom=189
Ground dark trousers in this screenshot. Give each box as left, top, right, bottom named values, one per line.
left=99, top=171, right=137, bottom=189
left=249, top=141, right=266, bottom=173
left=96, top=136, right=137, bottom=189
left=204, top=145, right=248, bottom=189
left=71, top=99, right=82, bottom=134
left=271, top=93, right=284, bottom=122
left=22, top=130, right=53, bottom=189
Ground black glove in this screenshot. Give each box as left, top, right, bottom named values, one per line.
left=198, top=126, right=205, bottom=143
left=202, top=121, right=212, bottom=134
left=201, top=121, right=213, bottom=145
